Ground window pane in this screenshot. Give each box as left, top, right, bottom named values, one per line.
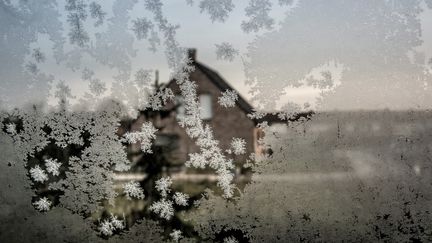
left=199, top=94, right=212, bottom=119
left=175, top=95, right=185, bottom=120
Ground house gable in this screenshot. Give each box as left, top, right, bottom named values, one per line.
left=161, top=59, right=256, bottom=164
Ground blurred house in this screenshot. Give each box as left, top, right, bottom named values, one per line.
left=124, top=49, right=261, bottom=172
left=161, top=49, right=259, bottom=166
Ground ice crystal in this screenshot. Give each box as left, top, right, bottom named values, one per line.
left=278, top=0, right=293, bottom=6
left=155, top=177, right=172, bottom=198
left=173, top=192, right=189, bottom=206
left=134, top=69, right=153, bottom=87
left=149, top=198, right=174, bottom=220
left=88, top=78, right=106, bottom=96
left=186, top=152, right=207, bottom=169
left=218, top=89, right=238, bottom=107
left=45, top=158, right=61, bottom=176
left=81, top=68, right=94, bottom=81
left=65, top=0, right=89, bottom=47
left=110, top=215, right=125, bottom=230
left=199, top=0, right=234, bottom=22
left=26, top=62, right=39, bottom=74
left=230, top=137, right=246, bottom=155
left=224, top=236, right=239, bottom=243
left=29, top=165, right=48, bottom=183
left=32, top=48, right=45, bottom=63
left=215, top=42, right=239, bottom=62
left=123, top=121, right=158, bottom=153
left=5, top=123, right=16, bottom=135
left=132, top=18, right=153, bottom=40
left=89, top=2, right=106, bottom=26
left=147, top=88, right=175, bottom=110
left=123, top=181, right=145, bottom=200
left=170, top=229, right=183, bottom=242
left=33, top=197, right=52, bottom=212
left=99, top=219, right=114, bottom=236
left=98, top=215, right=125, bottom=236
left=306, top=71, right=334, bottom=90
left=277, top=102, right=302, bottom=120
left=241, top=0, right=274, bottom=33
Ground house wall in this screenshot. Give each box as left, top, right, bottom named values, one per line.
left=161, top=67, right=256, bottom=166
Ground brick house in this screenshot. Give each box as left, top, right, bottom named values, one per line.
left=157, top=49, right=258, bottom=167
left=122, top=49, right=311, bottom=174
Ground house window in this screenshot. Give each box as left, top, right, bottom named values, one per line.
left=199, top=94, right=212, bottom=120
left=175, top=95, right=185, bottom=120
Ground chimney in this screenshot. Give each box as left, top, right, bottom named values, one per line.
left=154, top=70, right=159, bottom=89
left=187, top=48, right=196, bottom=61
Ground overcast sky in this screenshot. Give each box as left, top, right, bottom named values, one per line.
left=2, top=0, right=432, bottom=110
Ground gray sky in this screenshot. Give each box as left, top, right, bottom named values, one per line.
left=2, top=0, right=432, bottom=110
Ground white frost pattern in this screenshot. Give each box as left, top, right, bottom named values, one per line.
left=199, top=0, right=234, bottom=22
left=224, top=236, right=239, bottom=243
left=218, top=89, right=238, bottom=107
left=33, top=197, right=52, bottom=212
left=149, top=199, right=174, bottom=220
left=45, top=158, right=61, bottom=176
left=170, top=229, right=183, bottom=242
left=5, top=123, right=16, bottom=135
left=29, top=165, right=48, bottom=183
left=173, top=192, right=189, bottom=206
left=155, top=177, right=172, bottom=198
left=123, top=121, right=158, bottom=153
left=99, top=215, right=125, bottom=236
left=230, top=137, right=246, bottom=155
left=241, top=0, right=274, bottom=33
left=123, top=181, right=145, bottom=200
left=215, top=42, right=239, bottom=62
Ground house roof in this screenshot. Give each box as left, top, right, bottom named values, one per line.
left=165, top=60, right=254, bottom=115
left=195, top=62, right=254, bottom=114
left=163, top=52, right=313, bottom=124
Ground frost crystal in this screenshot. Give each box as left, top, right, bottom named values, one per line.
left=123, top=122, right=158, bottom=153
left=224, top=236, right=239, bottom=243
left=81, top=68, right=94, bottom=80
left=230, top=137, right=246, bottom=155
left=173, top=192, right=189, bottom=206
left=155, top=177, right=172, bottom=197
left=241, top=0, right=274, bottom=33
left=218, top=89, right=238, bottom=107
left=123, top=181, right=145, bottom=200
left=89, top=78, right=106, bottom=96
left=306, top=71, right=334, bottom=90
left=278, top=0, right=293, bottom=6
left=132, top=18, right=153, bottom=40
left=5, top=123, right=16, bottom=135
left=149, top=199, right=174, bottom=220
left=89, top=2, right=106, bottom=26
left=26, top=62, right=39, bottom=74
left=65, top=0, right=89, bottom=47
left=99, top=219, right=114, bottom=236
left=199, top=0, right=234, bottom=22
left=33, top=197, right=52, bottom=212
left=277, top=102, right=302, bottom=120
left=186, top=152, right=207, bottom=169
left=215, top=42, right=239, bottom=62
left=170, top=229, right=183, bottom=242
left=110, top=215, right=125, bottom=230
left=147, top=88, right=175, bottom=110
left=29, top=165, right=48, bottom=183
left=98, top=215, right=125, bottom=236
left=32, top=48, right=45, bottom=63
left=45, top=158, right=61, bottom=176
left=134, top=69, right=153, bottom=86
